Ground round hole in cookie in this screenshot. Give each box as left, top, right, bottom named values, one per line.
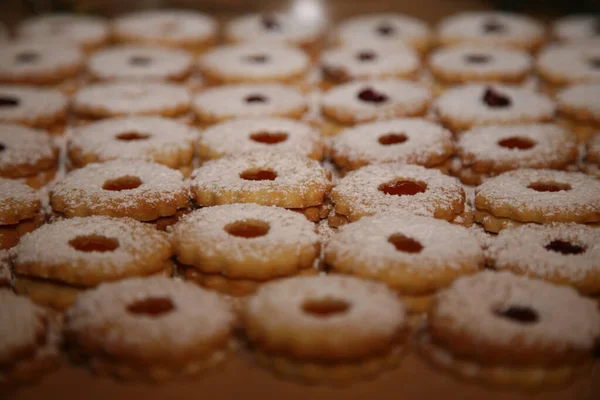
left=378, top=132, right=408, bottom=145
left=356, top=51, right=377, bottom=61
left=545, top=239, right=586, bottom=255
left=497, top=136, right=536, bottom=150
left=0, top=143, right=5, bottom=152
left=225, top=219, right=270, bottom=238
left=0, top=96, right=19, bottom=107
left=261, top=14, right=281, bottom=30
left=587, top=57, right=600, bottom=69
left=357, top=87, right=389, bottom=103
left=464, top=54, right=491, bottom=64
left=378, top=179, right=427, bottom=196
left=129, top=56, right=153, bottom=66
left=68, top=235, right=119, bottom=252
left=102, top=175, right=143, bottom=191
left=302, top=298, right=350, bottom=317
left=127, top=297, right=175, bottom=317
left=388, top=233, right=424, bottom=253
left=239, top=169, right=277, bottom=181
left=244, top=54, right=270, bottom=63
left=482, top=87, right=511, bottom=108
left=376, top=23, right=396, bottom=36
left=15, top=51, right=40, bottom=63
left=527, top=181, right=571, bottom=193
left=116, top=131, right=152, bottom=141
left=245, top=94, right=268, bottom=103
left=250, top=131, right=289, bottom=144
left=493, top=305, right=539, bottom=324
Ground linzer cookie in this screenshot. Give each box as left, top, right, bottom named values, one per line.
left=0, top=41, right=83, bottom=91
left=435, top=84, right=555, bottom=133
left=191, top=151, right=331, bottom=222
left=67, top=116, right=197, bottom=176
left=486, top=223, right=600, bottom=296
left=171, top=204, right=320, bottom=296
left=557, top=83, right=600, bottom=142
left=87, top=46, right=194, bottom=82
left=437, top=12, right=545, bottom=52
left=418, top=271, right=600, bottom=388
left=320, top=45, right=420, bottom=88
left=474, top=169, right=600, bottom=233
left=0, top=123, right=59, bottom=189
left=12, top=216, right=173, bottom=309
left=0, top=85, right=68, bottom=133
left=17, top=13, right=109, bottom=52
left=50, top=160, right=189, bottom=228
left=198, top=43, right=309, bottom=86
left=328, top=163, right=466, bottom=227
left=553, top=15, right=600, bottom=42
left=113, top=10, right=217, bottom=53
left=192, top=83, right=307, bottom=125
left=329, top=118, right=453, bottom=173
left=584, top=134, right=600, bottom=178
left=0, top=290, right=61, bottom=390
left=325, top=212, right=483, bottom=313
left=428, top=45, right=532, bottom=89
left=225, top=13, right=324, bottom=58
left=320, top=79, right=432, bottom=136
left=73, top=82, right=191, bottom=120
left=0, top=178, right=43, bottom=250
left=452, top=124, right=578, bottom=185
left=198, top=117, right=324, bottom=162
left=64, top=277, right=236, bottom=382
left=536, top=44, right=600, bottom=90
left=335, top=13, right=432, bottom=54
left=241, top=275, right=409, bottom=384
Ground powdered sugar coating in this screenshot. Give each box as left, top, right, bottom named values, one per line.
left=331, top=163, right=464, bottom=219
left=326, top=212, right=483, bottom=272
left=50, top=160, right=187, bottom=216
left=557, top=83, right=600, bottom=119
left=65, top=276, right=235, bottom=358
left=434, top=271, right=600, bottom=349
left=192, top=83, right=307, bottom=120
left=331, top=118, right=453, bottom=168
left=322, top=79, right=432, bottom=123
left=487, top=223, right=600, bottom=284
left=321, top=45, right=420, bottom=80
left=12, top=216, right=171, bottom=283
left=0, top=290, right=47, bottom=363
left=68, top=116, right=197, bottom=167
left=226, top=12, right=324, bottom=45
left=0, top=178, right=40, bottom=224
left=0, top=41, right=83, bottom=81
left=0, top=123, right=57, bottom=173
left=457, top=123, right=577, bottom=170
left=336, top=13, right=431, bottom=51
left=191, top=151, right=331, bottom=208
left=74, top=82, right=190, bottom=116
left=437, top=12, right=544, bottom=49
left=429, top=45, right=532, bottom=80
left=87, top=46, right=193, bottom=81
left=0, top=85, right=67, bottom=122
left=435, top=84, right=555, bottom=128
left=113, top=10, right=216, bottom=44
left=172, top=203, right=318, bottom=266
left=475, top=169, right=600, bottom=220
left=198, top=117, right=322, bottom=159
left=245, top=275, right=406, bottom=350
left=199, top=43, right=309, bottom=81
left=537, top=44, right=600, bottom=84
left=553, top=15, right=600, bottom=42
left=17, top=13, right=109, bottom=49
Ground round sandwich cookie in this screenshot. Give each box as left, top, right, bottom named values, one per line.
left=552, top=15, right=600, bottom=43
left=557, top=83, right=600, bottom=142
left=536, top=43, right=600, bottom=91
left=0, top=178, right=43, bottom=250
left=0, top=85, right=68, bottom=133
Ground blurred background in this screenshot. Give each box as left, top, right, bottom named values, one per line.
left=0, top=0, right=599, bottom=25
